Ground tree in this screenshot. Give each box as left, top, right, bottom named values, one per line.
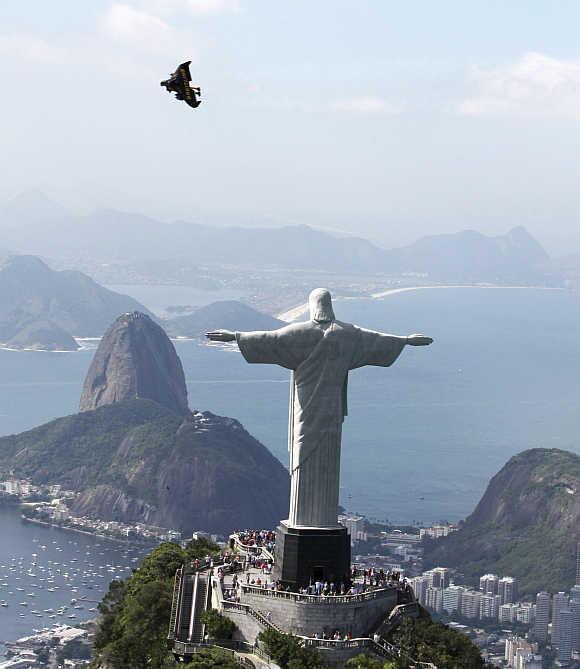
left=388, top=618, right=491, bottom=669
left=345, top=655, right=396, bottom=669
left=258, top=629, right=326, bottom=669
left=200, top=609, right=237, bottom=640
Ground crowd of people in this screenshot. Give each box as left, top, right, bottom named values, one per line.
left=233, top=529, right=276, bottom=553
left=309, top=630, right=354, bottom=641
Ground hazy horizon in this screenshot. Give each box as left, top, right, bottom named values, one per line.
left=2, top=1, right=580, bottom=254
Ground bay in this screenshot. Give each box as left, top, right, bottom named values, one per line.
left=1, top=287, right=580, bottom=526
left=0, top=505, right=147, bottom=650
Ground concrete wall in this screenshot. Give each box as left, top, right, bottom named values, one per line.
left=223, top=606, right=264, bottom=644
left=240, top=589, right=398, bottom=638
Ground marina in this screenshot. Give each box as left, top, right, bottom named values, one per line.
left=0, top=505, right=148, bottom=654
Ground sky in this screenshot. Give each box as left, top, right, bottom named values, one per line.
left=1, top=1, right=580, bottom=253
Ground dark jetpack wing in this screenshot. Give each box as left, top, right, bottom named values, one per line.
left=160, top=60, right=200, bottom=108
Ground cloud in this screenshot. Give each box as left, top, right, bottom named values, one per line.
left=100, top=3, right=199, bottom=67
left=128, top=0, right=240, bottom=16
left=103, top=4, right=172, bottom=44
left=331, top=96, right=403, bottom=115
left=459, top=51, right=580, bottom=119
left=0, top=33, right=67, bottom=64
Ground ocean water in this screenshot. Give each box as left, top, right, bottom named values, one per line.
left=0, top=505, right=147, bottom=649
left=1, top=287, right=580, bottom=525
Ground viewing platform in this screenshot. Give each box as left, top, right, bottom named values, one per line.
left=168, top=529, right=423, bottom=666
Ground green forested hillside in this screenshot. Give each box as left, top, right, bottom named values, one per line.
left=0, top=399, right=289, bottom=534
left=424, top=448, right=580, bottom=595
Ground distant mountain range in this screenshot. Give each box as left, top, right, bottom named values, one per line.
left=0, top=253, right=289, bottom=350
left=0, top=255, right=152, bottom=349
left=0, top=191, right=554, bottom=283
left=424, top=448, right=580, bottom=595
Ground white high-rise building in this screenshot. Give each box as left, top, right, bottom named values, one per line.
left=480, top=593, right=500, bottom=620
left=480, top=573, right=499, bottom=595
left=338, top=514, right=367, bottom=546
left=558, top=608, right=573, bottom=665
left=576, top=541, right=580, bottom=586
left=409, top=576, right=428, bottom=605
left=569, top=590, right=580, bottom=652
left=425, top=586, right=443, bottom=613
left=460, top=590, right=481, bottom=619
left=499, top=576, right=518, bottom=604
left=442, top=585, right=464, bottom=614
left=424, top=567, right=450, bottom=589
left=534, top=592, right=550, bottom=642
left=516, top=603, right=535, bottom=625
left=499, top=603, right=518, bottom=624
left=552, top=592, right=569, bottom=647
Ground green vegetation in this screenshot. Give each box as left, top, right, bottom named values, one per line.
left=0, top=397, right=289, bottom=534
left=345, top=656, right=396, bottom=668
left=387, top=618, right=493, bottom=669
left=424, top=448, right=580, bottom=595
left=258, top=629, right=327, bottom=669
left=200, top=609, right=237, bottom=640
left=93, top=538, right=220, bottom=669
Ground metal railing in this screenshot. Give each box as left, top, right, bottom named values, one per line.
left=221, top=599, right=284, bottom=634
left=240, top=583, right=396, bottom=605
left=230, top=534, right=275, bottom=561
left=171, top=640, right=270, bottom=667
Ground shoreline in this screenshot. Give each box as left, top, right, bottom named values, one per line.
left=276, top=283, right=568, bottom=322
left=21, top=515, right=155, bottom=546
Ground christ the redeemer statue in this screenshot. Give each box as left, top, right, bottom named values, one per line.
left=207, top=288, right=432, bottom=531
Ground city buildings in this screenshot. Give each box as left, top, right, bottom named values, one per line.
left=442, top=585, right=464, bottom=614
left=419, top=524, right=458, bottom=539
left=558, top=608, right=573, bottom=665
left=551, top=591, right=569, bottom=648
left=498, top=576, right=518, bottom=604
left=338, top=514, right=367, bottom=546
left=504, top=636, right=541, bottom=669
left=480, top=573, right=499, bottom=595
left=460, top=590, right=482, bottom=619
left=533, top=592, right=550, bottom=642
left=479, top=593, right=501, bottom=620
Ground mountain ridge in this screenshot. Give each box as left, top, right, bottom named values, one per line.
left=0, top=193, right=553, bottom=282
left=423, top=448, right=580, bottom=595
left=0, top=399, right=290, bottom=534
left=0, top=255, right=153, bottom=347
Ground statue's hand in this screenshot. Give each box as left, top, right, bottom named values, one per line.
left=206, top=330, right=236, bottom=343
left=406, top=334, right=433, bottom=346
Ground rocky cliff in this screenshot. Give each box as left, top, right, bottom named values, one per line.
left=79, top=312, right=188, bottom=415
left=0, top=399, right=290, bottom=534
left=424, top=448, right=580, bottom=594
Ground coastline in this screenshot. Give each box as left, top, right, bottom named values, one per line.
left=21, top=515, right=155, bottom=546
left=276, top=284, right=568, bottom=322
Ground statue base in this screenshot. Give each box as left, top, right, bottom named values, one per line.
left=273, top=522, right=351, bottom=587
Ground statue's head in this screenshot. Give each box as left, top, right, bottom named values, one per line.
left=309, top=288, right=335, bottom=323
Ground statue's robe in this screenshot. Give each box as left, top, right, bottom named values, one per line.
left=236, top=319, right=406, bottom=528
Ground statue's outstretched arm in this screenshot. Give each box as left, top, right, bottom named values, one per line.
left=206, top=330, right=236, bottom=342
left=405, top=334, right=433, bottom=346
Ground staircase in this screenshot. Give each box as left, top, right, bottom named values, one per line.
left=169, top=566, right=210, bottom=649
left=168, top=567, right=182, bottom=640
left=377, top=601, right=421, bottom=638
left=188, top=572, right=209, bottom=643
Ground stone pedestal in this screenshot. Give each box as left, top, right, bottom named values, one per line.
left=273, top=522, right=351, bottom=587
